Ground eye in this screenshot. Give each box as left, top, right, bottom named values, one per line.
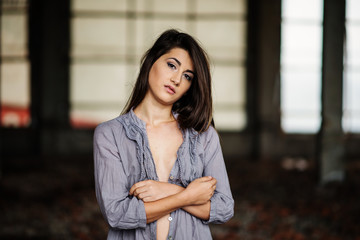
left=167, top=62, right=176, bottom=70
left=184, top=73, right=193, bottom=81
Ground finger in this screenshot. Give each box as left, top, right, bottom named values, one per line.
left=134, top=186, right=148, bottom=197
left=202, top=178, right=216, bottom=188
left=197, top=176, right=213, bottom=182
left=129, top=181, right=147, bottom=195
left=130, top=185, right=141, bottom=195
left=132, top=186, right=144, bottom=197
left=142, top=196, right=154, bottom=203
left=129, top=185, right=136, bottom=195
left=209, top=178, right=217, bottom=186
left=137, top=192, right=148, bottom=200
left=133, top=189, right=139, bottom=197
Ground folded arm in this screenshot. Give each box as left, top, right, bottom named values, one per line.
left=94, top=124, right=147, bottom=229
left=129, top=177, right=216, bottom=223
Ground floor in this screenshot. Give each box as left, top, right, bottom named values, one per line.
left=0, top=156, right=359, bottom=240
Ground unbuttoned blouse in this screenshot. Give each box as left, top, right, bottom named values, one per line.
left=93, top=110, right=234, bottom=240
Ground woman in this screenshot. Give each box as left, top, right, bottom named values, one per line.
left=94, top=29, right=234, bottom=240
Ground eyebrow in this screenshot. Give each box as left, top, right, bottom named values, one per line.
left=168, top=57, right=195, bottom=75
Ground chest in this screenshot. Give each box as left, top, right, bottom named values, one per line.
left=146, top=123, right=183, bottom=182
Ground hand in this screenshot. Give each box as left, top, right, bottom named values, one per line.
left=129, top=180, right=184, bottom=202
left=181, top=176, right=216, bottom=206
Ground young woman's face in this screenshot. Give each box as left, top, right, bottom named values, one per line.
left=146, top=47, right=194, bottom=106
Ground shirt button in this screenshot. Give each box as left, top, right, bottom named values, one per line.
left=168, top=216, right=173, bottom=221
left=169, top=176, right=174, bottom=180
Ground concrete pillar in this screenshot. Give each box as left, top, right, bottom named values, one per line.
left=319, top=0, right=346, bottom=183
left=254, top=0, right=282, bottom=160
left=0, top=1, right=2, bottom=178
left=29, top=0, right=70, bottom=154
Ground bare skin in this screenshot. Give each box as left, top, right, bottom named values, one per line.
left=129, top=179, right=215, bottom=218
left=131, top=109, right=216, bottom=240
left=129, top=48, right=216, bottom=240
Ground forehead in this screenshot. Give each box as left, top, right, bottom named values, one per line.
left=162, top=48, right=194, bottom=70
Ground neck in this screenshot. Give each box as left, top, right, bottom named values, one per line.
left=134, top=99, right=174, bottom=127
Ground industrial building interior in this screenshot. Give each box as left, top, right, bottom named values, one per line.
left=1, top=0, right=359, bottom=239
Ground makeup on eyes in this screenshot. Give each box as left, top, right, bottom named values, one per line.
left=167, top=58, right=194, bottom=81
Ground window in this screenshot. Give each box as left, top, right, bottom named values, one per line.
left=343, top=0, right=360, bottom=133
left=280, top=0, right=323, bottom=133
left=0, top=0, right=30, bottom=128
left=70, top=0, right=247, bottom=130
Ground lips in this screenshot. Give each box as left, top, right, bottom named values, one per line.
left=165, top=85, right=176, bottom=94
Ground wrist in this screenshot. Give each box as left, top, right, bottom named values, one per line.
left=162, top=182, right=184, bottom=196
left=176, top=187, right=192, bottom=206
left=170, top=184, right=185, bottom=195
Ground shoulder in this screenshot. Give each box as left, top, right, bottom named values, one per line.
left=198, top=125, right=219, bottom=141
left=196, top=125, right=220, bottom=149
left=94, top=115, right=125, bottom=139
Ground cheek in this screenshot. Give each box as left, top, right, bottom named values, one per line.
left=185, top=81, right=192, bottom=91
left=148, top=67, right=160, bottom=87
left=180, top=82, right=192, bottom=96
left=148, top=64, right=169, bottom=85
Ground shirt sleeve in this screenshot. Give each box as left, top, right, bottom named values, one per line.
left=201, top=127, right=234, bottom=224
left=93, top=122, right=147, bottom=229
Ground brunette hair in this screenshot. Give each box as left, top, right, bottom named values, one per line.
left=122, top=29, right=214, bottom=133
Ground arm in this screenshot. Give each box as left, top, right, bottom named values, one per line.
left=130, top=176, right=216, bottom=223
left=182, top=202, right=211, bottom=220
left=94, top=123, right=147, bottom=229
left=129, top=127, right=233, bottom=223
left=201, top=127, right=234, bottom=224
left=129, top=179, right=212, bottom=220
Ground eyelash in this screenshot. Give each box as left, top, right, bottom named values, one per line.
left=167, top=62, right=176, bottom=70
left=184, top=74, right=193, bottom=81
left=167, top=62, right=193, bottom=81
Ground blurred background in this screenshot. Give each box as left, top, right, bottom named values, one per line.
left=1, top=0, right=359, bottom=239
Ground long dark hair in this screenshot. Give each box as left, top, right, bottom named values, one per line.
left=122, top=29, right=214, bottom=133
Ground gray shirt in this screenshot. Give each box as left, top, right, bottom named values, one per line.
left=94, top=110, right=234, bottom=240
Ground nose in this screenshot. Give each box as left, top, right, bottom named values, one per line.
left=171, top=73, right=181, bottom=86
